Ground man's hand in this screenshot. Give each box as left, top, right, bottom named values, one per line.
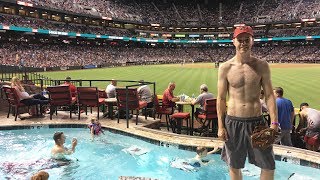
left=218, top=128, right=228, bottom=141
left=298, top=128, right=307, bottom=135
left=72, top=138, right=78, bottom=147
left=172, top=97, right=179, bottom=102
left=270, top=124, right=279, bottom=132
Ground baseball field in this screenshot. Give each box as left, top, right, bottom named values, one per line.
left=40, top=63, right=320, bottom=109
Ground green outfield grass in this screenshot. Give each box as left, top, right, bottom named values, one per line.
left=40, top=63, right=320, bottom=109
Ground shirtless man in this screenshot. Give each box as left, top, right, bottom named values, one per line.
left=217, top=26, right=278, bottom=180
left=51, top=132, right=77, bottom=159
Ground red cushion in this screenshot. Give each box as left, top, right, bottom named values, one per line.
left=71, top=97, right=77, bottom=103
left=172, top=112, right=190, bottom=119
left=198, top=114, right=206, bottom=119
left=138, top=101, right=147, bottom=109
left=304, top=135, right=319, bottom=146
left=98, top=98, right=105, bottom=104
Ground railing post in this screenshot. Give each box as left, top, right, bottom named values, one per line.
left=40, top=79, right=44, bottom=90
left=126, top=86, right=129, bottom=128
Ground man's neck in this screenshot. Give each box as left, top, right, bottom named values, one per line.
left=235, top=52, right=251, bottom=64
left=56, top=143, right=64, bottom=148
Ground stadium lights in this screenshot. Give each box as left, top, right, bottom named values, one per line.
left=301, top=18, right=316, bottom=22
left=255, top=25, right=266, bottom=27
left=151, top=24, right=160, bottom=26
left=102, top=16, right=112, bottom=20
left=17, top=1, right=33, bottom=7
left=234, top=24, right=246, bottom=27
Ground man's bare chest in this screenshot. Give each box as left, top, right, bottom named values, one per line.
left=227, top=65, right=261, bottom=88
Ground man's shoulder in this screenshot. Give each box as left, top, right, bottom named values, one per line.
left=277, top=97, right=293, bottom=105
left=107, top=84, right=115, bottom=88
left=218, top=60, right=233, bottom=72
left=251, top=57, right=268, bottom=67
left=52, top=146, right=64, bottom=154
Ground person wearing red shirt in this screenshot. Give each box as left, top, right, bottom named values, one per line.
left=63, top=76, right=76, bottom=97
left=162, top=82, right=179, bottom=113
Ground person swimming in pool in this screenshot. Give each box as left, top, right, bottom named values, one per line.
left=51, top=132, right=77, bottom=160
left=170, top=146, right=220, bottom=172
left=88, top=117, right=104, bottom=141
left=188, top=146, right=220, bottom=167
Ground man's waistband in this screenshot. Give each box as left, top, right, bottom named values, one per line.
left=226, top=115, right=263, bottom=122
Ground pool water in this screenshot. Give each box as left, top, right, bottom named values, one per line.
left=0, top=128, right=319, bottom=180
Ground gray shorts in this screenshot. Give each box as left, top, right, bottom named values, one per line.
left=221, top=115, right=275, bottom=170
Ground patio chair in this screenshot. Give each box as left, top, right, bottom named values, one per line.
left=195, top=98, right=218, bottom=136
left=115, top=88, right=147, bottom=128
left=47, top=85, right=77, bottom=120
left=2, top=85, right=38, bottom=121
left=77, top=87, right=105, bottom=120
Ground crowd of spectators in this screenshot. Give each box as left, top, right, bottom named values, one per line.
left=0, top=15, right=131, bottom=37
left=17, top=0, right=320, bottom=25
left=0, top=40, right=319, bottom=68
left=3, top=13, right=320, bottom=41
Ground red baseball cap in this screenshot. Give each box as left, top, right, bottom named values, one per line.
left=233, top=26, right=254, bottom=38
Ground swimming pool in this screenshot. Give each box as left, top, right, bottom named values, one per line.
left=0, top=127, right=319, bottom=180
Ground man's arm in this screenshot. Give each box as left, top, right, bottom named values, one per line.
left=290, top=105, right=295, bottom=130
left=296, top=113, right=306, bottom=132
left=65, top=138, right=78, bottom=155
left=207, top=146, right=220, bottom=155
left=261, top=62, right=278, bottom=130
left=217, top=64, right=228, bottom=140
left=91, top=126, right=95, bottom=141
left=191, top=96, right=201, bottom=105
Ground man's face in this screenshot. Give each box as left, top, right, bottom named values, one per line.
left=170, top=84, right=176, bottom=91
left=273, top=90, right=278, bottom=97
left=233, top=33, right=253, bottom=53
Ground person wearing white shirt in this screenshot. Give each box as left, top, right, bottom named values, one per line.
left=105, top=79, right=117, bottom=98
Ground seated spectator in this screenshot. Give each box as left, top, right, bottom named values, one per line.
left=137, top=80, right=154, bottom=117
left=162, top=82, right=179, bottom=113
left=297, top=103, right=320, bottom=151
left=137, top=80, right=153, bottom=108
left=192, top=84, right=215, bottom=119
left=10, top=77, right=48, bottom=110
left=106, top=79, right=117, bottom=98
left=62, top=76, right=76, bottom=97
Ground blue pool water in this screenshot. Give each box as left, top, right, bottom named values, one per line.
left=0, top=127, right=319, bottom=180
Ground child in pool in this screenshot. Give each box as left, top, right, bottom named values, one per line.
left=88, top=117, right=104, bottom=140
left=188, top=146, right=219, bottom=167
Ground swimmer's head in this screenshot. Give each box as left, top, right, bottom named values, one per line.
left=53, top=132, right=65, bottom=144
left=31, top=170, right=49, bottom=180
left=196, top=146, right=208, bottom=156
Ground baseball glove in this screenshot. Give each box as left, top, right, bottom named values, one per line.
left=251, top=125, right=279, bottom=150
